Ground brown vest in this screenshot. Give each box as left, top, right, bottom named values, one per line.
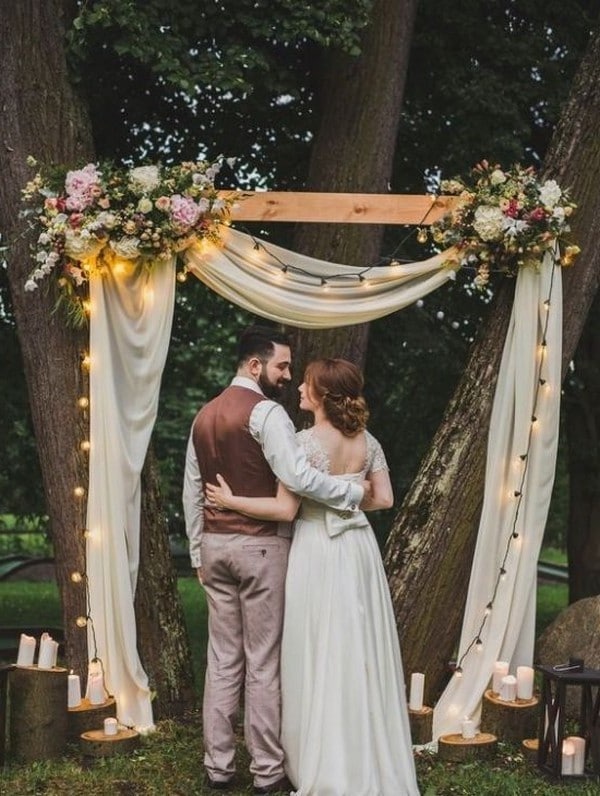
left=192, top=385, right=279, bottom=536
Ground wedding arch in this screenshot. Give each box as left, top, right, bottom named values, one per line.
left=23, top=162, right=569, bottom=737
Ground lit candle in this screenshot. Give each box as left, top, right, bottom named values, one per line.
left=492, top=661, right=509, bottom=694
left=461, top=718, right=476, bottom=739
left=88, top=673, right=104, bottom=705
left=516, top=666, right=534, bottom=700
left=68, top=671, right=82, bottom=708
left=37, top=632, right=58, bottom=670
left=565, top=736, right=586, bottom=775
left=561, top=740, right=575, bottom=775
left=409, top=672, right=425, bottom=711
left=16, top=633, right=36, bottom=666
left=104, top=717, right=118, bottom=736
left=499, top=674, right=517, bottom=702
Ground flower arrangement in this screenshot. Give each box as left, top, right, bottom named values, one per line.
left=22, top=157, right=237, bottom=325
left=427, top=161, right=579, bottom=288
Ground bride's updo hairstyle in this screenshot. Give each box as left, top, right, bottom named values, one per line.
left=305, top=358, right=369, bottom=437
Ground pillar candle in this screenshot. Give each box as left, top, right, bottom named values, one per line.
left=104, top=717, right=118, bottom=736
left=88, top=672, right=105, bottom=705
left=499, top=674, right=517, bottom=702
left=68, top=672, right=82, bottom=708
left=16, top=633, right=36, bottom=666
left=516, top=665, right=534, bottom=700
left=409, top=672, right=425, bottom=711
left=565, top=736, right=586, bottom=775
left=561, top=740, right=575, bottom=775
left=461, top=718, right=476, bottom=739
left=492, top=660, right=509, bottom=694
left=37, top=632, right=57, bottom=669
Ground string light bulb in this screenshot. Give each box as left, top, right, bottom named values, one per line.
left=417, top=228, right=428, bottom=244
left=81, top=354, right=91, bottom=371
left=80, top=440, right=91, bottom=452
left=484, top=603, right=492, bottom=616
left=74, top=486, right=85, bottom=498
left=176, top=271, right=188, bottom=283
left=71, top=571, right=83, bottom=584
left=76, top=616, right=88, bottom=628
left=78, top=396, right=89, bottom=409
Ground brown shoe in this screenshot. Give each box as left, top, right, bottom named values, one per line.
left=254, top=775, right=293, bottom=794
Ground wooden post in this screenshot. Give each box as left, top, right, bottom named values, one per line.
left=481, top=689, right=539, bottom=744
left=408, top=706, right=433, bottom=745
left=68, top=696, right=117, bottom=741
left=8, top=666, right=68, bottom=762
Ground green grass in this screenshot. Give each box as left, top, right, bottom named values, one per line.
left=0, top=579, right=592, bottom=795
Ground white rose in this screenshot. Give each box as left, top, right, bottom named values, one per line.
left=24, top=279, right=38, bottom=291
left=64, top=229, right=103, bottom=260
left=129, top=165, right=161, bottom=194
left=539, top=179, right=562, bottom=209
left=110, top=236, right=141, bottom=260
left=95, top=211, right=117, bottom=229
left=472, top=205, right=505, bottom=241
left=137, top=197, right=154, bottom=214
left=38, top=232, right=51, bottom=245
left=490, top=169, right=506, bottom=185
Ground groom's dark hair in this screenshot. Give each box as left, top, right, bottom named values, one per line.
left=237, top=325, right=291, bottom=366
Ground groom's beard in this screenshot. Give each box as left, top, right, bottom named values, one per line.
left=259, top=370, right=289, bottom=401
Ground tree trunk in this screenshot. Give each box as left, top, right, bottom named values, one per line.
left=135, top=448, right=196, bottom=717
left=565, top=286, right=600, bottom=601
left=0, top=1, right=195, bottom=713
left=0, top=0, right=95, bottom=679
left=285, top=0, right=419, bottom=419
left=384, top=26, right=600, bottom=704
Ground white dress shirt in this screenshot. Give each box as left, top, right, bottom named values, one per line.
left=182, top=376, right=364, bottom=567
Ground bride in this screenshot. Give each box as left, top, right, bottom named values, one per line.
left=206, top=358, right=419, bottom=796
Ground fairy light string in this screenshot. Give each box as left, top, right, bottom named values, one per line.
left=453, top=246, right=560, bottom=677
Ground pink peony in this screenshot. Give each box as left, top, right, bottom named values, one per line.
left=65, top=164, right=101, bottom=211
left=170, top=194, right=202, bottom=229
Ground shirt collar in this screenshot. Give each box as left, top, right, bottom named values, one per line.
left=231, top=375, right=264, bottom=396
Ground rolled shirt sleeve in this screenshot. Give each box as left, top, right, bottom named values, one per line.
left=250, top=401, right=364, bottom=510
left=182, top=429, right=204, bottom=568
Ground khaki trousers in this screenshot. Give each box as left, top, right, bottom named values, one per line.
left=200, top=532, right=290, bottom=787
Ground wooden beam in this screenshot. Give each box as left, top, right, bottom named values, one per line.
left=220, top=191, right=459, bottom=225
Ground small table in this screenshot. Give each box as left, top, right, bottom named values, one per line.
left=535, top=664, right=600, bottom=778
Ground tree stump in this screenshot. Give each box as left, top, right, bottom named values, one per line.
left=481, top=689, right=538, bottom=743
left=68, top=696, right=117, bottom=741
left=8, top=665, right=68, bottom=762
left=438, top=732, right=498, bottom=762
left=408, top=706, right=433, bottom=745
left=80, top=727, right=139, bottom=757
left=522, top=738, right=539, bottom=766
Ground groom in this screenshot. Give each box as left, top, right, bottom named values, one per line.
left=183, top=325, right=364, bottom=794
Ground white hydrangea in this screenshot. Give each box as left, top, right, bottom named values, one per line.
left=64, top=229, right=103, bottom=259
left=129, top=165, right=161, bottom=194
left=539, top=180, right=562, bottom=209
left=490, top=169, right=507, bottom=185
left=472, top=205, right=505, bottom=241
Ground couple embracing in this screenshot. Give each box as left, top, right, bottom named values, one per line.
left=183, top=326, right=419, bottom=796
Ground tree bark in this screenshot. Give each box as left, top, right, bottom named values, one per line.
left=565, top=286, right=600, bottom=601
left=0, top=1, right=195, bottom=713
left=0, top=0, right=95, bottom=678
left=285, top=0, right=419, bottom=419
left=384, top=26, right=600, bottom=704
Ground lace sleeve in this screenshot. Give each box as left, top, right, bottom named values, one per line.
left=296, top=428, right=330, bottom=472
left=366, top=430, right=389, bottom=474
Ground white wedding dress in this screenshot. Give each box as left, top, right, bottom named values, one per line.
left=281, top=428, right=420, bottom=796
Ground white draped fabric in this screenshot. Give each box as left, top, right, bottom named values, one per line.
left=87, top=256, right=176, bottom=730
left=184, top=227, right=456, bottom=328
left=85, top=227, right=561, bottom=736
left=433, top=252, right=562, bottom=738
